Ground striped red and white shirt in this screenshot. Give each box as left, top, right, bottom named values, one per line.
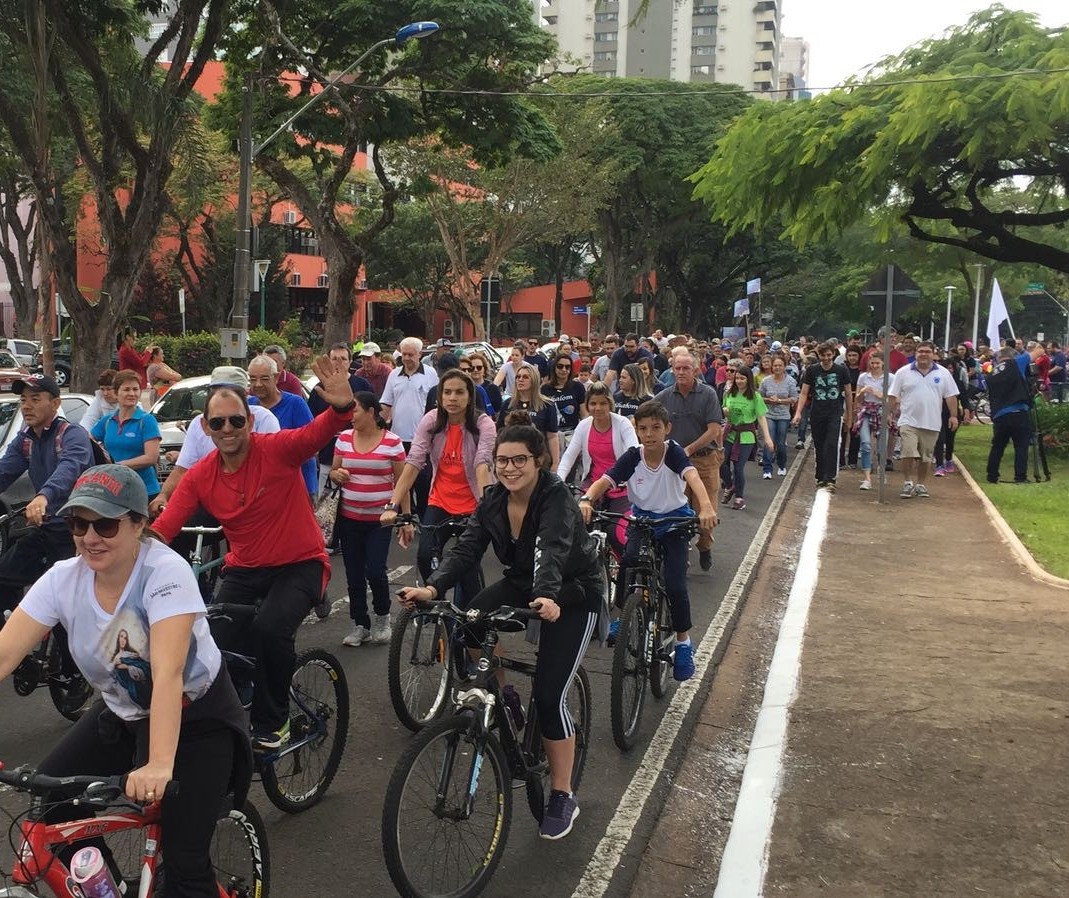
left=334, top=429, right=406, bottom=521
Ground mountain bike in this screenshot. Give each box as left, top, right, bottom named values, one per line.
left=592, top=510, right=698, bottom=752
left=0, top=762, right=269, bottom=897
left=385, top=515, right=485, bottom=732
left=205, top=602, right=349, bottom=814
left=382, top=601, right=592, bottom=898
left=0, top=511, right=94, bottom=723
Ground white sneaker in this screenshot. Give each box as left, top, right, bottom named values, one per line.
left=900, top=481, right=914, bottom=498
left=371, top=614, right=392, bottom=644
left=859, top=479, right=872, bottom=490
left=342, top=625, right=370, bottom=647
left=778, top=467, right=787, bottom=477
left=762, top=471, right=772, bottom=480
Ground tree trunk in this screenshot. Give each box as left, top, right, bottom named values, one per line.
left=321, top=243, right=362, bottom=350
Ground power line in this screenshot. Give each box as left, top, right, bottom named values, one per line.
left=275, top=65, right=1069, bottom=100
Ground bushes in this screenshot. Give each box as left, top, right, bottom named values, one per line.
left=1036, top=398, right=1069, bottom=456
left=133, top=324, right=311, bottom=377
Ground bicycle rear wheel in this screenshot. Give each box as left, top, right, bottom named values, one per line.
left=610, top=587, right=649, bottom=752
left=46, top=635, right=94, bottom=722
left=261, top=648, right=349, bottom=813
left=649, top=586, right=674, bottom=700
left=388, top=608, right=454, bottom=732
left=383, top=717, right=512, bottom=898
left=524, top=665, right=592, bottom=823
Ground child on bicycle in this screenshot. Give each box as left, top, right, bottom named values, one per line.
left=579, top=400, right=716, bottom=681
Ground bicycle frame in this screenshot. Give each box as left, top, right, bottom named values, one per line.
left=4, top=808, right=164, bottom=898
left=181, top=525, right=226, bottom=582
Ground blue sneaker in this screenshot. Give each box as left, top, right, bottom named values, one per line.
left=539, top=790, right=579, bottom=840
left=673, top=641, right=695, bottom=681
left=606, top=618, right=620, bottom=647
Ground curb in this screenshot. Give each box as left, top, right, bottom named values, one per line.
left=955, top=455, right=1069, bottom=591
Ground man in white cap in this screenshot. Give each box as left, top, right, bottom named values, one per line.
left=358, top=341, right=390, bottom=397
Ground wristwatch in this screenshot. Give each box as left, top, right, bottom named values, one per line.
left=384, top=502, right=399, bottom=512
left=579, top=496, right=593, bottom=504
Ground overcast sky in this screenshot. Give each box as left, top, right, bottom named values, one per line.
left=781, top=1, right=1066, bottom=90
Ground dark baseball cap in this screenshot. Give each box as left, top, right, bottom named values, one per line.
left=58, top=464, right=149, bottom=519
left=13, top=374, right=60, bottom=398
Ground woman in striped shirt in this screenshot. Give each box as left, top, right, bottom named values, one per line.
left=329, top=392, right=412, bottom=648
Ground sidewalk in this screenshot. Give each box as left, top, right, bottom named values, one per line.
left=630, top=464, right=1069, bottom=898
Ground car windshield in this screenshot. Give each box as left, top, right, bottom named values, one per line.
left=0, top=401, right=18, bottom=444
left=153, top=385, right=208, bottom=422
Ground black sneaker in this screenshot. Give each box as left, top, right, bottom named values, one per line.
left=539, top=790, right=579, bottom=840
left=699, top=549, right=712, bottom=571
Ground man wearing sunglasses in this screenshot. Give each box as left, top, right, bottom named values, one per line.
left=0, top=375, right=95, bottom=617
left=152, top=355, right=360, bottom=751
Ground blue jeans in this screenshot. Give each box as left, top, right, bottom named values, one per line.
left=763, top=418, right=790, bottom=472
left=797, top=405, right=810, bottom=442
left=720, top=448, right=749, bottom=499
left=619, top=527, right=692, bottom=634
left=337, top=516, right=392, bottom=628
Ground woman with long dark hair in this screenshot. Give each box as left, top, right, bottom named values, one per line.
left=399, top=424, right=601, bottom=841
left=544, top=352, right=588, bottom=452
left=496, top=362, right=561, bottom=466
left=720, top=367, right=774, bottom=511
left=330, top=392, right=411, bottom=647
left=384, top=371, right=496, bottom=607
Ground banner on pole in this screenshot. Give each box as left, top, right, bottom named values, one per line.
left=733, top=297, right=750, bottom=317
left=746, top=277, right=761, bottom=295
left=987, top=278, right=1010, bottom=349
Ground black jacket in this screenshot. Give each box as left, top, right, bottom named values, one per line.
left=427, top=470, right=601, bottom=610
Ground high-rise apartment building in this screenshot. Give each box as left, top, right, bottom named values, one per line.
left=537, top=0, right=782, bottom=97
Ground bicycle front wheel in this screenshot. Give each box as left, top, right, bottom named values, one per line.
left=611, top=588, right=649, bottom=752
left=383, top=717, right=512, bottom=898
left=261, top=648, right=349, bottom=813
left=388, top=608, right=454, bottom=732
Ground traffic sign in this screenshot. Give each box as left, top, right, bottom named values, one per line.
left=1025, top=282, right=1046, bottom=294
left=573, top=306, right=588, bottom=316
left=630, top=303, right=643, bottom=322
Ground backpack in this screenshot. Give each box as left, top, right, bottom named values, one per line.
left=23, top=418, right=112, bottom=468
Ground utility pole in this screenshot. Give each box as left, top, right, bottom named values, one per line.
left=971, top=263, right=984, bottom=348
left=28, top=1, right=55, bottom=377
left=943, top=285, right=955, bottom=350
left=231, top=82, right=253, bottom=335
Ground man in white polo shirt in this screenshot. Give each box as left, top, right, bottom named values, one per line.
left=381, top=336, right=438, bottom=514
left=888, top=340, right=959, bottom=499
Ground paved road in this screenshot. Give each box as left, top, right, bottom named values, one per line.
left=0, top=460, right=801, bottom=897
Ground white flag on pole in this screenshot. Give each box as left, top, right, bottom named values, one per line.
left=734, top=297, right=750, bottom=317
left=746, top=277, right=761, bottom=295
left=986, top=278, right=1010, bottom=349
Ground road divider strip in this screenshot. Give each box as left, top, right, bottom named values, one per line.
left=711, top=486, right=830, bottom=898
left=572, top=447, right=809, bottom=898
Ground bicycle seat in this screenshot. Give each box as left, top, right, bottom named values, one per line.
left=206, top=601, right=260, bottom=620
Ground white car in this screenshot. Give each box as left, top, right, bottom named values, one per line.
left=2, top=339, right=39, bottom=368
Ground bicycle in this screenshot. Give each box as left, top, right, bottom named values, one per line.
left=591, top=510, right=699, bottom=752
left=204, top=599, right=350, bottom=814
left=180, top=524, right=226, bottom=598
left=0, top=511, right=94, bottom=723
left=385, top=514, right=485, bottom=732
left=0, top=762, right=269, bottom=897
left=382, top=600, right=592, bottom=898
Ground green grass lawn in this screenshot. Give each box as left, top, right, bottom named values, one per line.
left=953, top=424, right=1069, bottom=579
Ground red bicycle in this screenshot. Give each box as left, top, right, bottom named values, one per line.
left=0, top=762, right=269, bottom=897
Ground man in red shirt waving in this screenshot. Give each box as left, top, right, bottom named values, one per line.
left=153, top=355, right=356, bottom=750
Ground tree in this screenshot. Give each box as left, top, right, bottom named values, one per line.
left=692, top=7, right=1069, bottom=277
left=0, top=0, right=228, bottom=389
left=213, top=0, right=559, bottom=347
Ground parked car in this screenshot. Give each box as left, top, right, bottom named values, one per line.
left=419, top=341, right=505, bottom=374
left=31, top=339, right=121, bottom=388
left=0, top=351, right=30, bottom=393
left=0, top=393, right=93, bottom=554
left=2, top=339, right=39, bottom=368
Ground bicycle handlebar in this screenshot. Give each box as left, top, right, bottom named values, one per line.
left=400, top=597, right=541, bottom=626
left=179, top=525, right=225, bottom=536
left=0, top=763, right=179, bottom=806
left=589, top=510, right=699, bottom=528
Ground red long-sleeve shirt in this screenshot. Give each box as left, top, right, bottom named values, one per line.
left=154, top=407, right=350, bottom=582
left=118, top=345, right=152, bottom=388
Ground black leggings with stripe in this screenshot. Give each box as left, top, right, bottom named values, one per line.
left=461, top=578, right=596, bottom=741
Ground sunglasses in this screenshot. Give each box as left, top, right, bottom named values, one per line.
left=66, top=515, right=125, bottom=538
left=207, top=415, right=248, bottom=431
left=556, top=363, right=572, bottom=370
left=471, top=365, right=485, bottom=371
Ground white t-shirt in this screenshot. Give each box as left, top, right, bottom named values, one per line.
left=855, top=371, right=886, bottom=404
left=176, top=405, right=280, bottom=469
left=888, top=363, right=959, bottom=431
left=20, top=539, right=221, bottom=721
left=380, top=365, right=439, bottom=441
left=604, top=441, right=693, bottom=514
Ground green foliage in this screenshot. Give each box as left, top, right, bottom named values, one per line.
left=692, top=7, right=1069, bottom=276
left=246, top=327, right=291, bottom=357
left=369, top=327, right=404, bottom=348
left=1036, top=399, right=1069, bottom=456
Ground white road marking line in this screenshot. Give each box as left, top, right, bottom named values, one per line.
left=711, top=487, right=830, bottom=898
left=571, top=450, right=808, bottom=898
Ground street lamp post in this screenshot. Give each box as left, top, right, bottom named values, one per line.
left=229, top=22, right=440, bottom=349
left=971, top=263, right=984, bottom=348
left=943, top=284, right=955, bottom=350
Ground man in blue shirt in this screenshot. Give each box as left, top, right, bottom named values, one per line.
left=984, top=347, right=1033, bottom=483
left=523, top=336, right=550, bottom=380
left=247, top=356, right=317, bottom=498
left=1047, top=340, right=1066, bottom=403
left=0, top=375, right=93, bottom=611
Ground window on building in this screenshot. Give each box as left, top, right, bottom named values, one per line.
left=693, top=5, right=717, bottom=14
left=595, top=11, right=618, bottom=22
left=594, top=31, right=618, bottom=42
left=692, top=26, right=716, bottom=36
left=593, top=51, right=617, bottom=62
left=691, top=65, right=714, bottom=75
left=148, top=22, right=167, bottom=40
left=542, top=15, right=557, bottom=25
left=693, top=45, right=715, bottom=56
